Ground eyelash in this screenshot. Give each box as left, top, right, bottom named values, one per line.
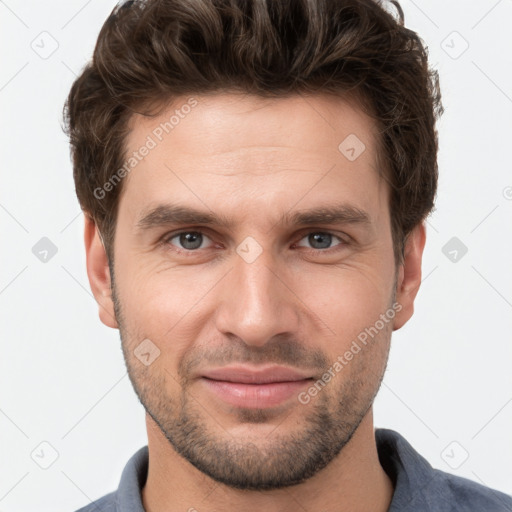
left=161, top=229, right=349, bottom=256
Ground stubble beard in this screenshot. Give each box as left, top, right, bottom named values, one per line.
left=110, top=266, right=393, bottom=490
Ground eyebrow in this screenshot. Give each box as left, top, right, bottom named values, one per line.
left=135, top=203, right=372, bottom=231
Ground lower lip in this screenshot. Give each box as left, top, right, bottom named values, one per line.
left=200, top=378, right=312, bottom=408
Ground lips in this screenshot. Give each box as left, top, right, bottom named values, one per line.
left=199, top=365, right=314, bottom=408
left=202, top=365, right=312, bottom=384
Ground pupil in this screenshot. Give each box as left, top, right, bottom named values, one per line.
left=180, top=232, right=202, bottom=250
left=310, top=232, right=331, bottom=249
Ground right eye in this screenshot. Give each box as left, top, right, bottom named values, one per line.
left=163, top=230, right=215, bottom=252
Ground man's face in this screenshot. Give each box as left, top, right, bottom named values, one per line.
left=97, top=93, right=409, bottom=489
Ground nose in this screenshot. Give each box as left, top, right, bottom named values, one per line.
left=214, top=244, right=300, bottom=347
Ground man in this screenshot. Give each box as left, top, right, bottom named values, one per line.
left=63, top=0, right=512, bottom=510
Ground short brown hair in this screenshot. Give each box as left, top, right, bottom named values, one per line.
left=63, top=0, right=443, bottom=265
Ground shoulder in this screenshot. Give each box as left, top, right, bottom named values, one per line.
left=375, top=428, right=512, bottom=512
left=429, top=470, right=512, bottom=512
left=73, top=491, right=117, bottom=512
left=71, top=445, right=148, bottom=512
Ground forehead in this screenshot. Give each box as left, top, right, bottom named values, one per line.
left=118, top=92, right=386, bottom=226
left=125, top=92, right=379, bottom=163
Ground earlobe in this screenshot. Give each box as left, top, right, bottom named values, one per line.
left=393, top=222, right=426, bottom=331
left=83, top=215, right=119, bottom=329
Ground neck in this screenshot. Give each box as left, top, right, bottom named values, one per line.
left=141, top=409, right=394, bottom=512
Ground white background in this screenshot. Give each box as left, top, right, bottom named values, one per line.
left=1, top=1, right=511, bottom=510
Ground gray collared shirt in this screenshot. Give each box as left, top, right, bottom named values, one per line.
left=74, top=428, right=512, bottom=511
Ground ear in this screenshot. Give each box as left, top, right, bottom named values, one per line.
left=393, top=222, right=426, bottom=331
left=84, top=215, right=118, bottom=329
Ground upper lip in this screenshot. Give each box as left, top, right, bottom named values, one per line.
left=201, top=365, right=314, bottom=384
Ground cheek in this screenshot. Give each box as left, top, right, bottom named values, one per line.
left=292, top=263, right=393, bottom=342
left=116, top=263, right=219, bottom=356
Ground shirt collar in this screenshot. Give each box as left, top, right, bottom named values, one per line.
left=115, top=445, right=148, bottom=511
left=375, top=428, right=438, bottom=511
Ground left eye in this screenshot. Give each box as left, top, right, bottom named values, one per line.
left=164, top=230, right=344, bottom=252
left=295, top=232, right=344, bottom=250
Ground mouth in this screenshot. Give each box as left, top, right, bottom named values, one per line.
left=199, top=365, right=314, bottom=409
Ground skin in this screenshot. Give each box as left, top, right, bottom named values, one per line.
left=85, top=92, right=426, bottom=512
